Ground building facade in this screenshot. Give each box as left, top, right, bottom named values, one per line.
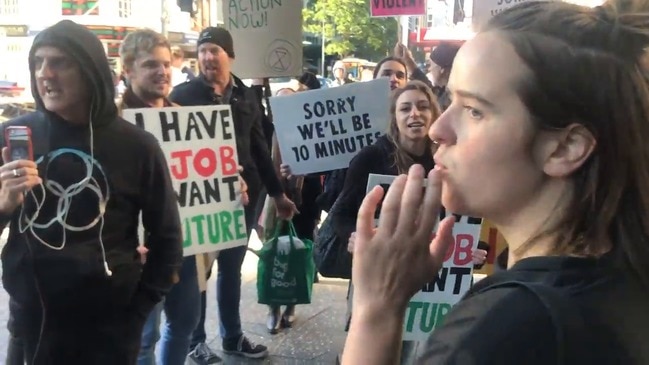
left=410, top=0, right=606, bottom=50
left=0, top=0, right=222, bottom=93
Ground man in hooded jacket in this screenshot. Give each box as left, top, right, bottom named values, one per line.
left=0, top=20, right=183, bottom=364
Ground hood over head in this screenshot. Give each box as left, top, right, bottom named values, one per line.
left=29, top=20, right=117, bottom=126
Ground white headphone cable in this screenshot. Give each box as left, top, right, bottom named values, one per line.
left=18, top=103, right=112, bottom=276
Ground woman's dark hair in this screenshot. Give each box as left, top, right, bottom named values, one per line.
left=373, top=56, right=408, bottom=80
left=386, top=80, right=441, bottom=173
left=298, top=71, right=320, bottom=90
left=485, top=0, right=649, bottom=286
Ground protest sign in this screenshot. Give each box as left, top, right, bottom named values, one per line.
left=123, top=106, right=248, bottom=257
left=269, top=78, right=390, bottom=175
left=366, top=174, right=483, bottom=341
left=472, top=0, right=538, bottom=29
left=370, top=0, right=426, bottom=17
left=474, top=220, right=509, bottom=275
left=224, top=0, right=302, bottom=78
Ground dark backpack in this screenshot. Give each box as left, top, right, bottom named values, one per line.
left=315, top=168, right=348, bottom=213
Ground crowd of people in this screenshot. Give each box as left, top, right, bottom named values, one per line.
left=0, top=0, right=647, bottom=364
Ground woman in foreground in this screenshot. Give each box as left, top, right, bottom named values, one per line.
left=343, top=0, right=649, bottom=364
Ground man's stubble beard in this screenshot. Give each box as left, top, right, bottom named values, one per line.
left=139, top=85, right=168, bottom=101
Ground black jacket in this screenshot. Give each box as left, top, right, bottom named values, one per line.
left=416, top=253, right=649, bottom=364
left=332, top=136, right=435, bottom=241
left=169, top=75, right=283, bottom=197
left=0, top=20, right=183, bottom=323
left=250, top=84, right=275, bottom=149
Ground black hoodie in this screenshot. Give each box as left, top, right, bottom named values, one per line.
left=0, top=20, right=183, bottom=325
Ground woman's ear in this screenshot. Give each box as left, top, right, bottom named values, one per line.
left=539, top=123, right=597, bottom=177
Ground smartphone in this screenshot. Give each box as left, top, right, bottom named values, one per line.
left=5, top=126, right=33, bottom=161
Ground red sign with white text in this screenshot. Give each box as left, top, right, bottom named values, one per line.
left=370, top=0, right=426, bottom=17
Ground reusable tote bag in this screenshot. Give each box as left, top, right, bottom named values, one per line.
left=255, top=221, right=316, bottom=305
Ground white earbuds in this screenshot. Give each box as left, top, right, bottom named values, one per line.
left=19, top=104, right=114, bottom=279
left=104, top=261, right=112, bottom=277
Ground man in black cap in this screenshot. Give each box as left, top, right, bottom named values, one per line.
left=395, top=41, right=460, bottom=111
left=423, top=42, right=459, bottom=110
left=427, top=43, right=459, bottom=85
left=170, top=27, right=297, bottom=362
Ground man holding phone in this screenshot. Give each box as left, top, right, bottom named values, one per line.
left=0, top=20, right=183, bottom=364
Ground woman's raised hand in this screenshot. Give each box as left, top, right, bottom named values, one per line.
left=351, top=164, right=455, bottom=312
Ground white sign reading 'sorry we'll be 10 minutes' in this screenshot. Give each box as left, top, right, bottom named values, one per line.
left=269, top=78, right=390, bottom=175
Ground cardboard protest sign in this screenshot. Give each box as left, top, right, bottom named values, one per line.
left=224, top=0, right=303, bottom=78
left=472, top=0, right=538, bottom=30
left=269, top=78, right=390, bottom=175
left=370, top=0, right=426, bottom=17
left=123, top=106, right=248, bottom=256
left=366, top=174, right=483, bottom=341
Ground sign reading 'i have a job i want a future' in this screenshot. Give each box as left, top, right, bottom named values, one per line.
left=366, top=174, right=483, bottom=341
left=123, top=106, right=248, bottom=257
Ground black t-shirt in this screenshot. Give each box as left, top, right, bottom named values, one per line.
left=416, top=253, right=649, bottom=364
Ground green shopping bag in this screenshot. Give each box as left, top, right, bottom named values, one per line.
left=254, top=220, right=316, bottom=305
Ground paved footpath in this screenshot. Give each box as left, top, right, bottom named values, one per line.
left=0, top=229, right=350, bottom=364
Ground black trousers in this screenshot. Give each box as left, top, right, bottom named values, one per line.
left=10, top=306, right=146, bottom=365
left=6, top=333, right=24, bottom=365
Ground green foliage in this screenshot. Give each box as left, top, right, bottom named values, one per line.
left=303, top=0, right=398, bottom=60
